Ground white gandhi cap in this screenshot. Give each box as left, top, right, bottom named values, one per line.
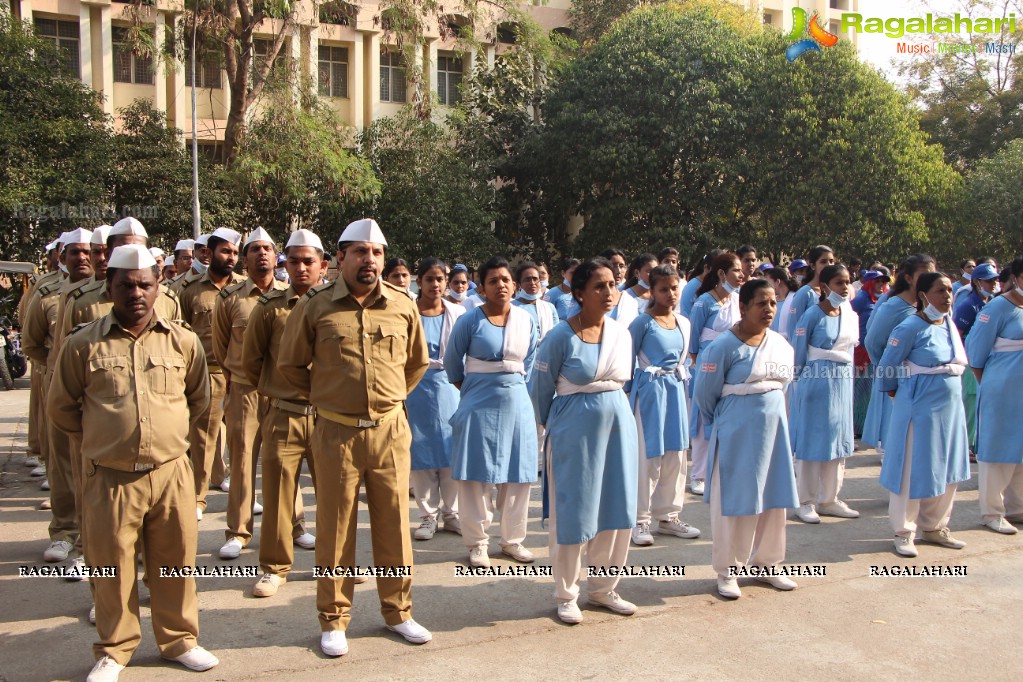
left=194, top=234, right=211, bottom=247
left=285, top=229, right=324, bottom=252
left=63, top=227, right=93, bottom=245
left=338, top=219, right=387, bottom=247
left=243, top=227, right=274, bottom=248
left=108, top=244, right=157, bottom=270
left=174, top=239, right=195, bottom=252
left=211, top=227, right=242, bottom=246
left=110, top=217, right=149, bottom=238
left=149, top=247, right=166, bottom=259
left=90, top=225, right=113, bottom=245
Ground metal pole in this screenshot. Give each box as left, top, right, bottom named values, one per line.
left=190, top=5, right=201, bottom=240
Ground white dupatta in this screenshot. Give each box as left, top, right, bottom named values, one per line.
left=721, top=329, right=794, bottom=396
left=464, top=305, right=531, bottom=375
left=556, top=318, right=633, bottom=395
left=428, top=300, right=465, bottom=370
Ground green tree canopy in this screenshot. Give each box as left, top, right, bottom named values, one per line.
left=961, top=138, right=1023, bottom=260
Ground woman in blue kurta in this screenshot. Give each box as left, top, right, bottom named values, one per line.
left=876, top=272, right=969, bottom=558
left=622, top=253, right=657, bottom=314
left=953, top=261, right=1000, bottom=456
left=965, top=257, right=1023, bottom=535
left=686, top=251, right=744, bottom=495
left=680, top=250, right=723, bottom=318
left=542, top=258, right=580, bottom=321
left=445, top=256, right=539, bottom=568
left=531, top=258, right=639, bottom=625
left=408, top=258, right=463, bottom=541
left=693, top=279, right=798, bottom=600
left=790, top=265, right=860, bottom=524
left=862, top=254, right=937, bottom=452
left=628, top=265, right=700, bottom=547
left=785, top=245, right=835, bottom=342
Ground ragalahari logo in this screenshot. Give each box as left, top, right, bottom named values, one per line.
left=785, top=8, right=839, bottom=62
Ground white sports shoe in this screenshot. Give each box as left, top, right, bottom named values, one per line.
left=219, top=537, right=244, bottom=560
left=86, top=656, right=124, bottom=682
left=170, top=646, right=219, bottom=671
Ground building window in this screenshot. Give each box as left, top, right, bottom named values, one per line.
left=380, top=50, right=406, bottom=103
left=437, top=55, right=462, bottom=107
left=253, top=38, right=285, bottom=85
left=184, top=48, right=222, bottom=89
left=113, top=27, right=155, bottom=84
left=763, top=13, right=773, bottom=25
left=318, top=45, right=349, bottom=98
left=34, top=18, right=80, bottom=79
left=829, top=20, right=841, bottom=36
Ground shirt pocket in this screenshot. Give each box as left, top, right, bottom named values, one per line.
left=316, top=322, right=354, bottom=366
left=373, top=324, right=408, bottom=363
left=88, top=356, right=131, bottom=398
left=147, top=355, right=187, bottom=395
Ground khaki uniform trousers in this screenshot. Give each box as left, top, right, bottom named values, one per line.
left=28, top=362, right=43, bottom=460
left=259, top=405, right=315, bottom=576
left=709, top=461, right=787, bottom=580
left=84, top=456, right=199, bottom=665
left=190, top=373, right=227, bottom=511
left=312, top=414, right=414, bottom=632
left=224, top=382, right=276, bottom=543
left=46, top=370, right=78, bottom=546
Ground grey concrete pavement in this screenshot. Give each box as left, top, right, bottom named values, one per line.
left=2, top=379, right=1021, bottom=681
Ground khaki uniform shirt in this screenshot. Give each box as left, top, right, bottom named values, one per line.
left=177, top=271, right=244, bottom=371
left=169, top=269, right=201, bottom=296
left=47, top=314, right=210, bottom=472
left=21, top=279, right=64, bottom=369
left=278, top=278, right=429, bottom=420
left=18, top=269, right=56, bottom=326
left=212, top=277, right=288, bottom=385
left=240, top=286, right=307, bottom=401
left=59, top=276, right=181, bottom=341
left=50, top=277, right=100, bottom=359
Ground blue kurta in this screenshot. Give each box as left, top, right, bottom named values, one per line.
left=408, top=314, right=459, bottom=471
left=786, top=284, right=820, bottom=342
left=445, top=306, right=539, bottom=484
left=687, top=291, right=737, bottom=438
left=862, top=296, right=916, bottom=447
left=530, top=323, right=638, bottom=544
left=693, top=331, right=798, bottom=516
left=680, top=277, right=702, bottom=318
left=876, top=316, right=970, bottom=498
left=628, top=313, right=689, bottom=457
left=965, top=295, right=1023, bottom=464
left=790, top=306, right=855, bottom=461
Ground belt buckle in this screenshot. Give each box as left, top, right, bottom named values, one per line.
left=303, top=405, right=315, bottom=415
left=357, top=418, right=378, bottom=428
left=133, top=463, right=154, bottom=472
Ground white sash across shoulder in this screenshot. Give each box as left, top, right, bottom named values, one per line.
left=905, top=318, right=968, bottom=377
left=637, top=313, right=692, bottom=381
left=428, top=300, right=465, bottom=370
left=556, top=319, right=632, bottom=396
left=807, top=302, right=859, bottom=364
left=721, top=329, right=794, bottom=396
left=699, top=292, right=740, bottom=343
left=464, top=305, right=530, bottom=375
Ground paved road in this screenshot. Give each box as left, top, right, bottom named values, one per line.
left=1, top=378, right=1020, bottom=681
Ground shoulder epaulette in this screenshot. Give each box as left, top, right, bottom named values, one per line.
left=381, top=280, right=412, bottom=300
left=72, top=286, right=88, bottom=299
left=69, top=322, right=91, bottom=335
left=219, top=288, right=232, bottom=299
left=257, top=288, right=286, bottom=305
left=162, top=287, right=178, bottom=300
left=38, top=282, right=61, bottom=296
left=179, top=278, right=195, bottom=289
left=170, top=319, right=192, bottom=330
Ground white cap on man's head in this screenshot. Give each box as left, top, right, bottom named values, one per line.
left=149, top=247, right=166, bottom=259
left=110, top=217, right=148, bottom=238
left=338, top=219, right=387, bottom=247
left=108, top=244, right=157, bottom=270
left=45, top=238, right=61, bottom=252
left=211, top=227, right=242, bottom=246
left=285, top=229, right=324, bottom=252
left=243, top=227, right=274, bottom=248
left=174, top=239, right=195, bottom=252
left=90, top=225, right=113, bottom=245
left=194, top=234, right=211, bottom=247
left=63, top=227, right=93, bottom=245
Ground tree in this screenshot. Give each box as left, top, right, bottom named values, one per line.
left=897, top=0, right=1023, bottom=170
left=0, top=8, right=113, bottom=264
left=228, top=89, right=379, bottom=235
left=961, top=138, right=1023, bottom=259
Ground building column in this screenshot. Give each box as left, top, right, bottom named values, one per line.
left=307, top=25, right=319, bottom=104
left=485, top=44, right=496, bottom=69
left=426, top=38, right=438, bottom=107
left=16, top=0, right=34, bottom=23
left=78, top=4, right=92, bottom=88
left=411, top=38, right=424, bottom=106
left=289, top=22, right=302, bottom=105
left=97, top=4, right=113, bottom=116
left=167, top=12, right=188, bottom=140
left=153, top=11, right=166, bottom=114
left=362, top=31, right=378, bottom=128
left=348, top=31, right=363, bottom=129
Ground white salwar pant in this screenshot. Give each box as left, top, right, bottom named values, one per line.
left=888, top=425, right=957, bottom=537
left=690, top=433, right=709, bottom=481
left=635, top=402, right=686, bottom=524
left=410, top=468, right=459, bottom=522
left=547, top=456, right=630, bottom=601
left=796, top=459, right=845, bottom=507
left=709, top=461, right=787, bottom=580
left=458, top=480, right=530, bottom=549
left=978, top=462, right=1023, bottom=522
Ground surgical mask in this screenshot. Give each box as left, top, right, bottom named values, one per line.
left=192, top=260, right=208, bottom=275
left=540, top=280, right=549, bottom=289
left=638, top=279, right=651, bottom=290
left=962, top=272, right=972, bottom=281
left=274, top=267, right=288, bottom=282
left=923, top=303, right=945, bottom=322
left=449, top=290, right=467, bottom=301
left=722, top=281, right=739, bottom=295
left=826, top=290, right=847, bottom=308
left=794, top=274, right=804, bottom=285
left=517, top=291, right=540, bottom=302
left=58, top=262, right=68, bottom=274
left=979, top=285, right=994, bottom=300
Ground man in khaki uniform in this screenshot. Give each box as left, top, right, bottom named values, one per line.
left=23, top=227, right=93, bottom=563
left=169, top=234, right=210, bottom=294
left=177, top=228, right=243, bottom=519
left=241, top=229, right=327, bottom=597
left=169, top=239, right=194, bottom=284
left=278, top=219, right=431, bottom=656
left=48, top=244, right=218, bottom=682
left=212, top=227, right=291, bottom=559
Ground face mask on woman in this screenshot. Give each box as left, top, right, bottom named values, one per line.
left=517, top=291, right=540, bottom=302
left=722, top=281, right=739, bottom=295
left=923, top=303, right=945, bottom=322
left=448, top=289, right=467, bottom=301
left=826, top=290, right=847, bottom=308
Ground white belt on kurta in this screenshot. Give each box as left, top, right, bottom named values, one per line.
left=720, top=380, right=785, bottom=396
left=555, top=377, right=624, bottom=395
left=699, top=328, right=722, bottom=343
left=464, top=357, right=525, bottom=375
left=992, top=337, right=1023, bottom=352
left=427, top=358, right=445, bottom=370
left=807, top=345, right=853, bottom=363
left=904, top=361, right=967, bottom=377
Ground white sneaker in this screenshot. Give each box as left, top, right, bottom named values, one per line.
left=66, top=555, right=87, bottom=582
left=414, top=517, right=437, bottom=541
left=984, top=517, right=1018, bottom=535
left=386, top=618, right=432, bottom=644
left=817, top=500, right=860, bottom=518
left=31, top=465, right=46, bottom=477
left=795, top=504, right=821, bottom=524
left=631, top=523, right=654, bottom=546
left=894, top=535, right=918, bottom=557
left=557, top=599, right=583, bottom=624
left=25, top=455, right=42, bottom=468
left=38, top=498, right=51, bottom=510
left=717, top=577, right=741, bottom=599
left=86, top=656, right=124, bottom=682
left=442, top=516, right=462, bottom=535
left=88, top=604, right=96, bottom=624
left=320, top=630, right=348, bottom=656
left=501, top=543, right=535, bottom=563
left=689, top=479, right=705, bottom=495
left=219, top=537, right=244, bottom=559
left=252, top=499, right=263, bottom=515
left=294, top=532, right=316, bottom=550
left=657, top=517, right=701, bottom=538
left=196, top=507, right=203, bottom=521
left=589, top=591, right=637, bottom=615
left=217, top=477, right=230, bottom=492
left=253, top=573, right=285, bottom=597
left=754, top=573, right=798, bottom=591
left=43, top=540, right=73, bottom=562
left=40, top=478, right=50, bottom=490
left=170, top=646, right=219, bottom=671
left=468, top=545, right=490, bottom=568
